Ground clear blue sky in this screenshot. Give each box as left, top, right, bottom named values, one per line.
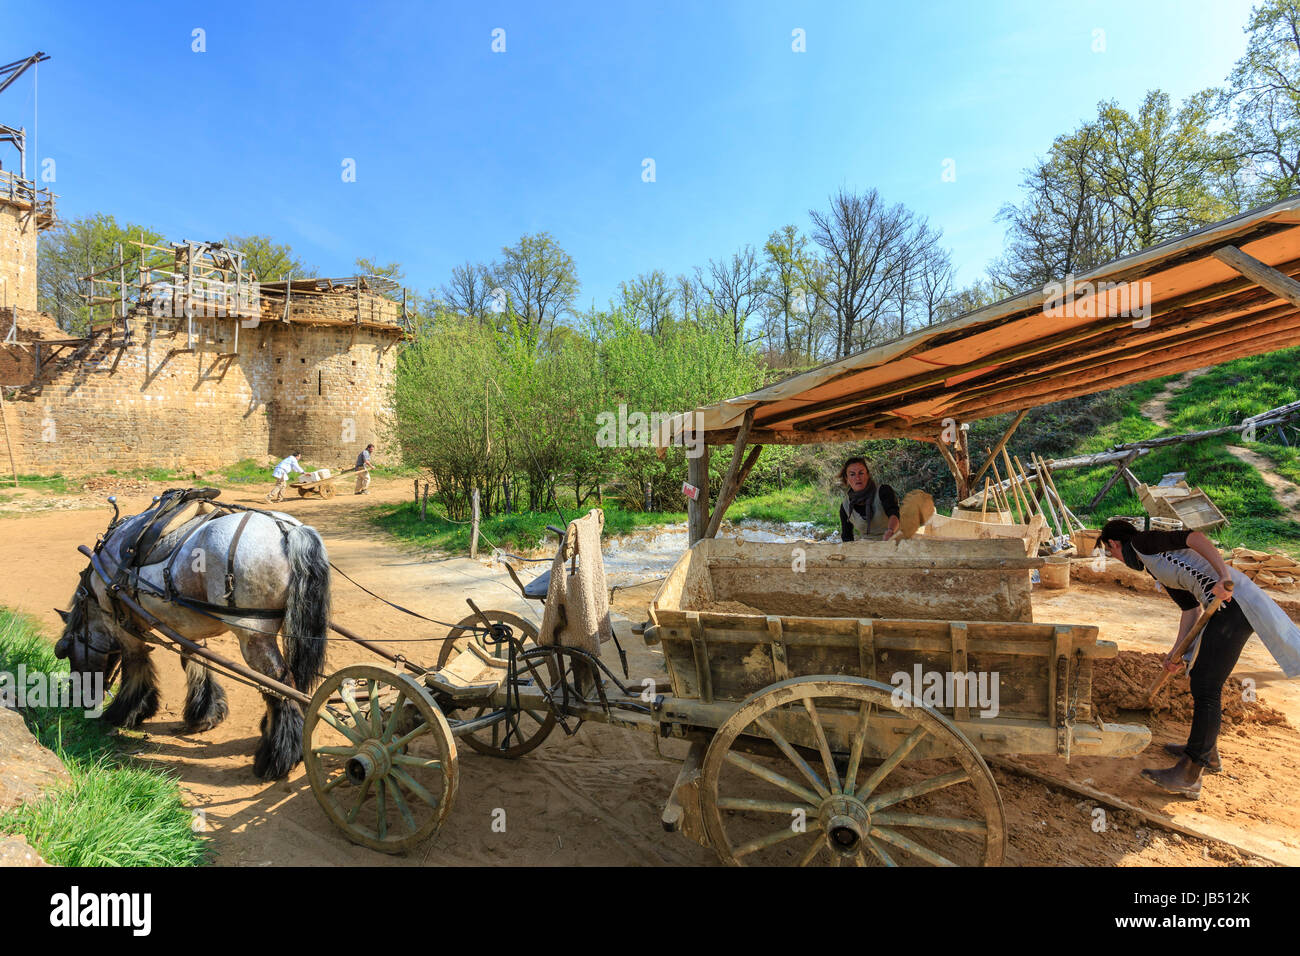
left=9, top=0, right=1258, bottom=307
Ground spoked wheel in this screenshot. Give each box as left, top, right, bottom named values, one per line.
left=303, top=664, right=458, bottom=853
left=437, top=610, right=558, bottom=758
left=320, top=484, right=336, bottom=499
left=701, top=676, right=1005, bottom=867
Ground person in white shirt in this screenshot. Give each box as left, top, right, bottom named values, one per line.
left=354, top=443, right=375, bottom=495
left=267, top=451, right=306, bottom=502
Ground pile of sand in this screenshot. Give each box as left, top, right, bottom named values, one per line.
left=1092, top=650, right=1290, bottom=728
left=695, top=600, right=768, bottom=616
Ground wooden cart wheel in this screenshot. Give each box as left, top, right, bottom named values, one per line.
left=437, top=610, right=558, bottom=758
left=700, top=676, right=1005, bottom=867
left=320, top=484, right=335, bottom=499
left=303, top=663, right=458, bottom=853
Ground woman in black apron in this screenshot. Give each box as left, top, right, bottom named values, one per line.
left=838, top=457, right=900, bottom=542
left=1098, top=518, right=1300, bottom=798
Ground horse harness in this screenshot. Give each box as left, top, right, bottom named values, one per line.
left=93, top=488, right=291, bottom=630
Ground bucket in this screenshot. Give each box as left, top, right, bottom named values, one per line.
left=1041, top=554, right=1070, bottom=589
left=1071, top=529, right=1101, bottom=556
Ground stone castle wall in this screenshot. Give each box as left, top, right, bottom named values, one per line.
left=0, top=294, right=402, bottom=476
left=0, top=203, right=38, bottom=312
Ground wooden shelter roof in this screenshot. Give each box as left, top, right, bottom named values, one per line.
left=668, top=195, right=1300, bottom=447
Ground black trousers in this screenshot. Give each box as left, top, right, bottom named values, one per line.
left=1183, top=600, right=1254, bottom=767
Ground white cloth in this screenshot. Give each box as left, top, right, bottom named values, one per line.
left=273, top=455, right=305, bottom=480
left=537, top=509, right=613, bottom=656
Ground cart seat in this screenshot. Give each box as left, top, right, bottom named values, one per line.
left=523, top=568, right=552, bottom=599
left=524, top=555, right=583, bottom=600
left=424, top=642, right=505, bottom=701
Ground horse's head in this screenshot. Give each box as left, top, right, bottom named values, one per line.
left=54, top=566, right=123, bottom=684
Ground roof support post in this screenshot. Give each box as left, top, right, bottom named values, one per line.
left=935, top=422, right=973, bottom=500
left=955, top=422, right=972, bottom=500
left=686, top=443, right=711, bottom=546
left=972, top=409, right=1028, bottom=487
left=703, top=407, right=756, bottom=540
left=706, top=444, right=763, bottom=540
left=935, top=432, right=963, bottom=493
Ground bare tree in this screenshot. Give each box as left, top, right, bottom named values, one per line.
left=917, top=230, right=956, bottom=325
left=439, top=261, right=494, bottom=321
left=698, top=245, right=768, bottom=345
left=809, top=188, right=912, bottom=357
left=675, top=272, right=704, bottom=324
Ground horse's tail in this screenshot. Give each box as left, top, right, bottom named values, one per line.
left=284, top=523, right=330, bottom=693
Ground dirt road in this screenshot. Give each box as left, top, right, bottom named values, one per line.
left=0, top=476, right=1293, bottom=866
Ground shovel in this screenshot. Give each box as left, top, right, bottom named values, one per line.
left=1137, top=580, right=1234, bottom=708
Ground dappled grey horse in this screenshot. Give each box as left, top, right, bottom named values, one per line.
left=56, top=495, right=330, bottom=780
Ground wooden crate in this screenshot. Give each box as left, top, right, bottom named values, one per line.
left=1138, top=482, right=1226, bottom=531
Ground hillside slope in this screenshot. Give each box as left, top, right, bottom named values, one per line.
left=1048, top=346, right=1300, bottom=557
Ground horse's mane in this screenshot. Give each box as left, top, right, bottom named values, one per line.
left=61, top=563, right=96, bottom=643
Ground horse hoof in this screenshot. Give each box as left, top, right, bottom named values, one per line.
left=253, top=752, right=301, bottom=781
left=184, top=714, right=226, bottom=734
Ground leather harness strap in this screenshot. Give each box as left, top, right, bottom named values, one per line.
left=224, top=511, right=253, bottom=607
left=92, top=490, right=296, bottom=630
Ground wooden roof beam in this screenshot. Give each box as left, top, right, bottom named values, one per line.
left=943, top=319, right=1300, bottom=422
left=1213, top=245, right=1300, bottom=309
left=809, top=292, right=1297, bottom=433
left=922, top=301, right=1300, bottom=421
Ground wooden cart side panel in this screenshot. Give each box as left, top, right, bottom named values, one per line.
left=655, top=617, right=1101, bottom=727
left=649, top=544, right=714, bottom=626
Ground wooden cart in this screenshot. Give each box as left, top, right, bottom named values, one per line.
left=292, top=467, right=358, bottom=499
left=300, top=534, right=1149, bottom=866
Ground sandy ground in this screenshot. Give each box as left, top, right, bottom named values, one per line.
left=1, top=475, right=1296, bottom=866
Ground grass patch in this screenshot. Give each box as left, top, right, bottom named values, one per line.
left=0, top=608, right=207, bottom=867
left=374, top=483, right=845, bottom=554
left=725, top=483, right=840, bottom=531
left=208, top=458, right=270, bottom=484
left=10, top=473, right=70, bottom=494
left=1045, top=349, right=1300, bottom=558
left=1253, top=443, right=1300, bottom=487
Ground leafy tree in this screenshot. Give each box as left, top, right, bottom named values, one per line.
left=489, top=232, right=580, bottom=339
left=1220, top=0, right=1300, bottom=201
left=355, top=257, right=406, bottom=284
left=37, top=213, right=166, bottom=333
left=223, top=233, right=315, bottom=282
left=615, top=269, right=676, bottom=335
left=992, top=91, right=1236, bottom=292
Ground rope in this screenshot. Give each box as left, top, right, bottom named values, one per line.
left=327, top=560, right=492, bottom=634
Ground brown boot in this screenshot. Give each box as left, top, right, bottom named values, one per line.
left=1141, top=755, right=1203, bottom=798
left=1163, top=742, right=1221, bottom=773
